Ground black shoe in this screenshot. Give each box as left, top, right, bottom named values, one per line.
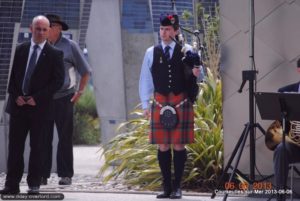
left=156, top=190, right=171, bottom=199
left=59, top=177, right=72, bottom=185
left=40, top=177, right=47, bottom=185
left=27, top=186, right=39, bottom=194
left=170, top=188, right=182, bottom=199
left=0, top=187, right=20, bottom=194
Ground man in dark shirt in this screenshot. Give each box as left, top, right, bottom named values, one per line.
left=39, top=14, right=91, bottom=186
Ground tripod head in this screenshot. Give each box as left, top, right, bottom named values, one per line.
left=238, top=70, right=258, bottom=93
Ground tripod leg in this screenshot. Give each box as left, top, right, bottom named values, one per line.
left=211, top=123, right=250, bottom=199
left=223, top=123, right=250, bottom=201
left=256, top=123, right=266, bottom=135
left=235, top=169, right=251, bottom=183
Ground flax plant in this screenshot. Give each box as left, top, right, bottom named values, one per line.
left=99, top=110, right=160, bottom=190
left=185, top=69, right=223, bottom=191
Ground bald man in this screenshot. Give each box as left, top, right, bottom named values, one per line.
left=0, top=15, right=64, bottom=195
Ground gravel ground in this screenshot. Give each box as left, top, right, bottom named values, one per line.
left=0, top=146, right=150, bottom=193
left=0, top=145, right=201, bottom=196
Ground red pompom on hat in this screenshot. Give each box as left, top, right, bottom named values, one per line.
left=160, top=13, right=179, bottom=30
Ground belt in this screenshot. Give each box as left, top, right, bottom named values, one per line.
left=153, top=98, right=188, bottom=108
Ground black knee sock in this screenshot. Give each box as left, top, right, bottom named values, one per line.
left=173, top=149, right=187, bottom=190
left=157, top=149, right=172, bottom=192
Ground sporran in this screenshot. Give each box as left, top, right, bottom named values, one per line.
left=159, top=105, right=178, bottom=129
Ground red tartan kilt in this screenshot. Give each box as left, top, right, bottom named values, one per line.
left=150, top=92, right=195, bottom=144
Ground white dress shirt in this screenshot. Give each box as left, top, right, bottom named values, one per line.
left=24, top=39, right=47, bottom=78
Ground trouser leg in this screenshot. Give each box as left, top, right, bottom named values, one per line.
left=274, top=142, right=300, bottom=201
left=55, top=94, right=74, bottom=178
left=5, top=116, right=29, bottom=188
left=27, top=116, right=46, bottom=187
left=40, top=120, right=54, bottom=178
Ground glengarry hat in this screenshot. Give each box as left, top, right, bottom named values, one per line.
left=46, top=14, right=69, bottom=31
left=160, top=13, right=179, bottom=30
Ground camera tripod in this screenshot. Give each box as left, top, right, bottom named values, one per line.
left=211, top=70, right=268, bottom=201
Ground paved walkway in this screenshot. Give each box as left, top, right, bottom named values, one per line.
left=1, top=145, right=300, bottom=200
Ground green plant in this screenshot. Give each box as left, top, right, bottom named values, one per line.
left=75, top=87, right=98, bottom=117
left=197, top=2, right=220, bottom=79
left=185, top=69, right=223, bottom=191
left=73, top=87, right=100, bottom=145
left=99, top=111, right=159, bottom=190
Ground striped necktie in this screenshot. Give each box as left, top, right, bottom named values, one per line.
left=164, top=46, right=171, bottom=61
left=22, top=44, right=39, bottom=95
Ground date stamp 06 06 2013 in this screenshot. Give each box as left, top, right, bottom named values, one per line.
left=214, top=182, right=292, bottom=195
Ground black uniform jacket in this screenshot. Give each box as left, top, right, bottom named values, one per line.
left=6, top=41, right=65, bottom=117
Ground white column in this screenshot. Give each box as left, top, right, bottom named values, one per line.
left=86, top=0, right=127, bottom=144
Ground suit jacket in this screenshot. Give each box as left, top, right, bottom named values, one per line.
left=277, top=82, right=300, bottom=131
left=6, top=41, right=65, bottom=117
left=278, top=82, right=300, bottom=93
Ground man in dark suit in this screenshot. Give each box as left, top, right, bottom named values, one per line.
left=274, top=58, right=300, bottom=201
left=278, top=59, right=300, bottom=93
left=0, top=15, right=64, bottom=195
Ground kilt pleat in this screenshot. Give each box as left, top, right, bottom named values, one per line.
left=150, top=92, right=194, bottom=144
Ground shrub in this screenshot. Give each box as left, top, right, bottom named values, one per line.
left=73, top=87, right=100, bottom=145
left=185, top=70, right=223, bottom=191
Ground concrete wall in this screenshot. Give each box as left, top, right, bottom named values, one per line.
left=121, top=30, right=155, bottom=118
left=220, top=0, right=300, bottom=176
left=0, top=116, right=8, bottom=172
left=0, top=23, right=20, bottom=173
left=86, top=0, right=127, bottom=144
left=86, top=0, right=156, bottom=144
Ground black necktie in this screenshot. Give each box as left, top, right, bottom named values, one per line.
left=164, top=46, right=171, bottom=61
left=22, top=44, right=39, bottom=95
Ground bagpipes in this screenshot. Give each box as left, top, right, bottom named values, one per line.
left=170, top=0, right=204, bottom=103
left=170, top=33, right=203, bottom=103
